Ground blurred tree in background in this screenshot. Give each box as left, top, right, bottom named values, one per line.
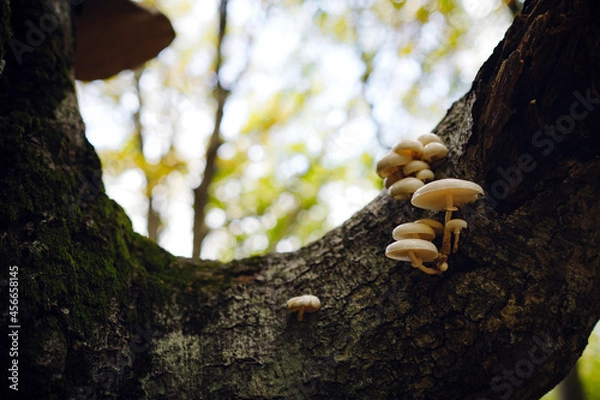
left=77, top=0, right=514, bottom=260
left=76, top=1, right=599, bottom=396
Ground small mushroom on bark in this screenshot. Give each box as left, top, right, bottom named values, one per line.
left=287, top=295, right=321, bottom=321
left=445, top=219, right=468, bottom=253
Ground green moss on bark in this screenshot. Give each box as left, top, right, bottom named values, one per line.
left=0, top=106, right=236, bottom=397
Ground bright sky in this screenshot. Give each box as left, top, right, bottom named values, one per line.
left=77, top=0, right=512, bottom=259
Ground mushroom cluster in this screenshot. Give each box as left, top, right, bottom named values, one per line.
left=411, top=179, right=482, bottom=258
left=377, top=133, right=483, bottom=274
left=375, top=133, right=448, bottom=200
left=385, top=221, right=445, bottom=275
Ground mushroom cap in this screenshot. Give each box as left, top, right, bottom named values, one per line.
left=392, top=222, right=436, bottom=241
left=403, top=160, right=430, bottom=176
left=385, top=239, right=439, bottom=262
left=446, top=219, right=468, bottom=231
left=383, top=169, right=405, bottom=188
left=74, top=0, right=176, bottom=81
left=393, top=140, right=423, bottom=157
left=287, top=295, right=321, bottom=313
left=415, top=169, right=435, bottom=182
left=376, top=151, right=412, bottom=178
left=414, top=218, right=444, bottom=236
left=421, top=142, right=449, bottom=162
left=411, top=178, right=484, bottom=211
left=389, top=177, right=424, bottom=200
left=417, top=133, right=442, bottom=146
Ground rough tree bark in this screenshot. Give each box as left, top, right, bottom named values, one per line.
left=0, top=0, right=599, bottom=399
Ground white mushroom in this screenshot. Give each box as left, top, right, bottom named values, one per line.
left=385, top=239, right=441, bottom=275
left=417, top=133, right=442, bottom=146
left=388, top=177, right=424, bottom=200
left=421, top=142, right=449, bottom=162
left=393, top=140, right=423, bottom=158
left=287, top=295, right=321, bottom=321
left=411, top=178, right=484, bottom=256
left=392, top=222, right=436, bottom=241
left=403, top=160, right=430, bottom=177
left=383, top=169, right=405, bottom=189
left=376, top=151, right=412, bottom=179
left=414, top=218, right=444, bottom=236
left=445, top=219, right=468, bottom=253
left=415, top=169, right=435, bottom=182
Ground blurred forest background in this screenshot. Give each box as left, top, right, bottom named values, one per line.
left=75, top=0, right=598, bottom=397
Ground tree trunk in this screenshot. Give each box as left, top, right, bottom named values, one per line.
left=0, top=1, right=599, bottom=399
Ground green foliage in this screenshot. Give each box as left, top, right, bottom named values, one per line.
left=78, top=0, right=518, bottom=260
left=581, top=329, right=600, bottom=399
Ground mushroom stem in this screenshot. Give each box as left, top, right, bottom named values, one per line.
left=442, top=216, right=452, bottom=251
left=435, top=253, right=448, bottom=271
left=408, top=251, right=441, bottom=275
left=416, top=264, right=443, bottom=275
left=297, top=307, right=305, bottom=322
left=453, top=231, right=461, bottom=253
left=441, top=193, right=455, bottom=255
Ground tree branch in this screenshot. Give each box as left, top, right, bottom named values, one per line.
left=1, top=0, right=599, bottom=398
left=192, top=0, right=230, bottom=258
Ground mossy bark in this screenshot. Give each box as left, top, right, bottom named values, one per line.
left=0, top=0, right=599, bottom=399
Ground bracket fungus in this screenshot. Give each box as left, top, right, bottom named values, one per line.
left=74, top=0, right=176, bottom=81
left=287, top=295, right=321, bottom=321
